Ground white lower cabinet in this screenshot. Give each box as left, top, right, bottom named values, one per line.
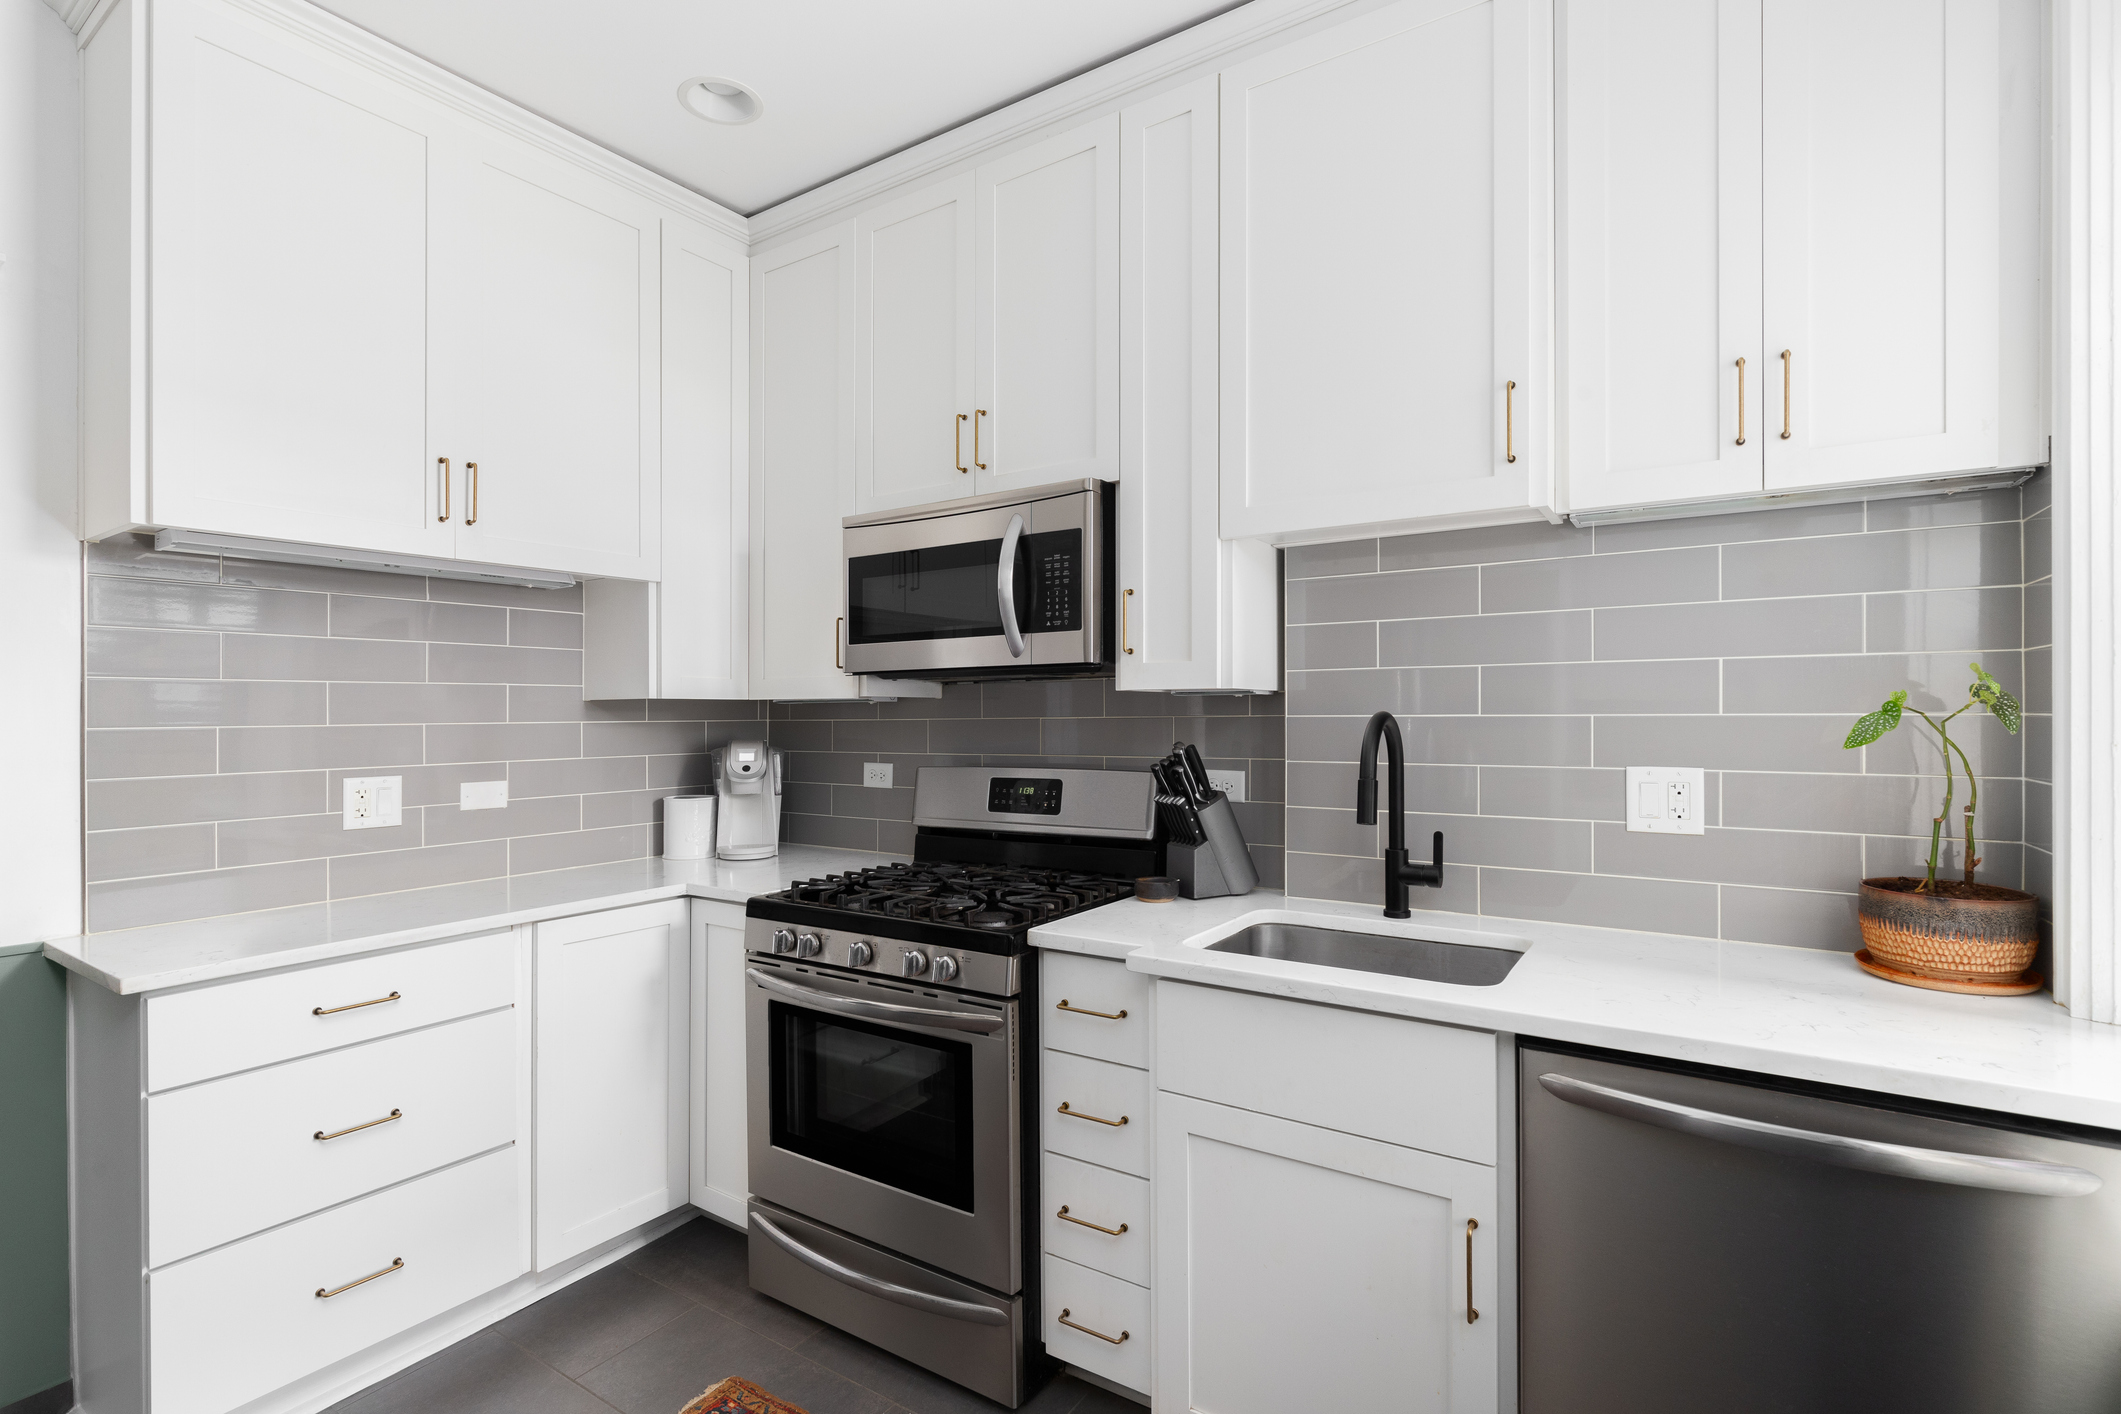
left=149, top=1147, right=523, bottom=1414
left=1043, top=1253, right=1154, bottom=1393
left=690, top=900, right=751, bottom=1225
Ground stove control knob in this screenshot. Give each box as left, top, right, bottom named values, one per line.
left=901, top=949, right=929, bottom=978
left=847, top=940, right=874, bottom=967
left=770, top=929, right=796, bottom=955
left=933, top=955, right=960, bottom=983
left=795, top=932, right=823, bottom=958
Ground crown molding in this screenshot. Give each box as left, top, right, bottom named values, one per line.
left=744, top=0, right=1358, bottom=247
left=46, top=0, right=105, bottom=34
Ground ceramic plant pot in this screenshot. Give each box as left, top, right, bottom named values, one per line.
left=1857, top=877, right=2040, bottom=986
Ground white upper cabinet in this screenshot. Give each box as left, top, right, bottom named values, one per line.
left=1219, top=0, right=1553, bottom=543
left=974, top=116, right=1121, bottom=496
left=854, top=175, right=977, bottom=512
left=1115, top=79, right=1277, bottom=694
left=1561, top=0, right=1763, bottom=511
left=1761, top=0, right=2002, bottom=491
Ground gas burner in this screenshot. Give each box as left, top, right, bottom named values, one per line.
left=767, top=862, right=1136, bottom=932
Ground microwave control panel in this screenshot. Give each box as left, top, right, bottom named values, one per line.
left=1027, top=529, right=1082, bottom=633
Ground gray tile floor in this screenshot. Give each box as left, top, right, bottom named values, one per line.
left=323, top=1218, right=1135, bottom=1414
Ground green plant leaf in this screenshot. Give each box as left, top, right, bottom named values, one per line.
left=1844, top=690, right=1906, bottom=749
left=1968, top=661, right=2022, bottom=734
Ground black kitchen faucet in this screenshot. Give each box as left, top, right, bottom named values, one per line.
left=1354, top=710, right=1445, bottom=918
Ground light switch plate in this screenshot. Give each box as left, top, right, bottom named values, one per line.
left=342, top=776, right=402, bottom=830
left=1205, top=769, right=1246, bottom=802
left=460, top=780, right=508, bottom=811
left=863, top=762, right=894, bottom=789
left=1626, top=766, right=1705, bottom=834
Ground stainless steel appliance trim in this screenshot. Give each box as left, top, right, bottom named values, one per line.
left=1538, top=1072, right=2103, bottom=1197
left=842, top=478, right=1103, bottom=527
left=997, top=513, right=1027, bottom=659
left=911, top=765, right=1154, bottom=840
left=745, top=967, right=1005, bottom=1034
left=752, top=1211, right=1010, bottom=1326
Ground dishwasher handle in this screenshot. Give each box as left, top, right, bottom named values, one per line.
left=1538, top=1073, right=2103, bottom=1198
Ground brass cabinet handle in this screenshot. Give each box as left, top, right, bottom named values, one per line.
left=1057, top=1101, right=1128, bottom=1127
left=974, top=409, right=988, bottom=470
left=1057, top=1205, right=1128, bottom=1237
left=313, top=991, right=399, bottom=1017
left=834, top=616, right=844, bottom=670
left=316, top=1257, right=402, bottom=1299
left=436, top=458, right=450, bottom=521
left=1504, top=381, right=1517, bottom=463
left=955, top=413, right=969, bottom=473
left=315, top=1109, right=402, bottom=1142
left=1058, top=1308, right=1129, bottom=1344
left=1780, top=350, right=1792, bottom=439
left=465, top=461, right=479, bottom=524
left=1121, top=590, right=1134, bottom=655
left=1734, top=358, right=1747, bottom=445
left=1466, top=1217, right=1479, bottom=1323
left=1056, top=999, right=1128, bottom=1020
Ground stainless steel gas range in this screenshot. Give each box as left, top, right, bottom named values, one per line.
left=741, top=767, right=1157, bottom=1407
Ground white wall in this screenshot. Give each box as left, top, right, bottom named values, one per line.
left=0, top=0, right=83, bottom=949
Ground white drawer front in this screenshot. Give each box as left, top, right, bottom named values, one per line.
left=1043, top=951, right=1155, bottom=1069
left=149, top=1146, right=523, bottom=1414
left=1041, top=1152, right=1150, bottom=1287
left=1157, top=980, right=1498, bottom=1163
left=1043, top=1253, right=1150, bottom=1394
left=147, top=1008, right=517, bottom=1268
left=1043, top=1049, right=1152, bottom=1178
left=147, top=930, right=516, bottom=1092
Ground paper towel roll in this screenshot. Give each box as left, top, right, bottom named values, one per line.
left=664, top=796, right=716, bottom=860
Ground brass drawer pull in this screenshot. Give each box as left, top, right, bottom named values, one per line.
left=1504, top=380, right=1517, bottom=463
left=1466, top=1217, right=1479, bottom=1323
left=1057, top=1102, right=1128, bottom=1127
left=1734, top=357, right=1747, bottom=445
left=1058, top=1308, right=1129, bottom=1345
left=974, top=408, right=988, bottom=470
left=466, top=461, right=480, bottom=524
left=436, top=457, right=450, bottom=521
left=1780, top=349, right=1793, bottom=439
left=1121, top=589, right=1134, bottom=655
left=316, top=1257, right=402, bottom=1299
left=1056, top=999, right=1128, bottom=1020
left=315, top=1109, right=402, bottom=1142
left=1057, top=1205, right=1128, bottom=1237
left=313, top=991, right=400, bottom=1017
left=956, top=412, right=969, bottom=473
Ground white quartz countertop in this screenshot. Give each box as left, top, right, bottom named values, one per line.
left=1032, top=891, right=2121, bottom=1131
left=44, top=846, right=898, bottom=995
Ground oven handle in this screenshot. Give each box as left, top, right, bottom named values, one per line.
left=997, top=513, right=1027, bottom=658
left=753, top=1212, right=1011, bottom=1326
left=745, top=967, right=1005, bottom=1034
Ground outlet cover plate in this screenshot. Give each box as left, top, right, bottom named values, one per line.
left=1205, top=769, right=1246, bottom=802
left=460, top=780, right=509, bottom=811
left=342, top=775, right=403, bottom=830
left=1626, top=766, right=1705, bottom=834
left=863, top=762, right=894, bottom=789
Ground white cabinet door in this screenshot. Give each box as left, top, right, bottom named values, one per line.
left=854, top=174, right=977, bottom=512
left=1220, top=0, right=1551, bottom=541
left=1761, top=0, right=2000, bottom=490
left=144, top=0, right=451, bottom=557
left=974, top=116, right=1120, bottom=496
left=689, top=906, right=749, bottom=1227
left=1561, top=0, right=1765, bottom=512
left=434, top=134, right=662, bottom=579
left=1116, top=78, right=1278, bottom=694
left=1155, top=1092, right=1499, bottom=1414
left=533, top=901, right=688, bottom=1270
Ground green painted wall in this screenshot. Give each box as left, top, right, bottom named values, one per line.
left=0, top=948, right=70, bottom=1407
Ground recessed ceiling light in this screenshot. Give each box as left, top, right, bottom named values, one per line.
left=678, top=75, right=763, bottom=125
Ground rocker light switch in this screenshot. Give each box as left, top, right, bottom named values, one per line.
left=1626, top=766, right=1705, bottom=835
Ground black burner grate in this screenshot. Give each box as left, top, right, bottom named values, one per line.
left=775, top=862, right=1136, bottom=931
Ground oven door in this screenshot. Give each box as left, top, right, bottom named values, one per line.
left=745, top=955, right=1020, bottom=1293
left=842, top=485, right=1102, bottom=676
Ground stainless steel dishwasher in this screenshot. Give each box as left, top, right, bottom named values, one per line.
left=1520, top=1042, right=2121, bottom=1412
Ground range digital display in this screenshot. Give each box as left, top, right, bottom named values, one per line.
left=987, top=777, right=1063, bottom=816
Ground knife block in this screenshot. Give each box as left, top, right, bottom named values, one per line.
left=1170, top=795, right=1259, bottom=900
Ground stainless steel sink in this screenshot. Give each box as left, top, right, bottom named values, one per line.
left=1206, top=922, right=1522, bottom=985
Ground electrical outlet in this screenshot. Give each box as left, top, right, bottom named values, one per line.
left=1205, top=769, right=1246, bottom=802
left=863, top=762, right=894, bottom=789
left=1626, top=766, right=1705, bottom=834
left=342, top=775, right=402, bottom=831
left=460, top=780, right=508, bottom=811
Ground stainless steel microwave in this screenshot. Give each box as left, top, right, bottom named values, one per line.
left=841, top=479, right=1111, bottom=679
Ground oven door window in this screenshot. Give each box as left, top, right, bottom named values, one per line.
left=846, top=529, right=1080, bottom=645
left=768, top=1001, right=977, bottom=1212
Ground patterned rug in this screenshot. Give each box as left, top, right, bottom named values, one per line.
left=677, top=1376, right=810, bottom=1414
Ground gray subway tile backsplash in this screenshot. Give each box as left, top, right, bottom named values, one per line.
left=427, top=642, right=583, bottom=686
left=217, top=724, right=426, bottom=774
left=1862, top=587, right=2024, bottom=652
left=222, top=633, right=425, bottom=683
left=330, top=594, right=508, bottom=645
left=1593, top=595, right=1864, bottom=661
left=1480, top=545, right=1720, bottom=613
left=88, top=626, right=223, bottom=678
left=84, top=728, right=219, bottom=781
left=88, top=576, right=328, bottom=635
left=88, top=678, right=326, bottom=728
left=1379, top=609, right=1593, bottom=666
left=1721, top=520, right=2021, bottom=598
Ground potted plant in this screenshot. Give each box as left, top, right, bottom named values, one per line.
left=1841, top=662, right=2040, bottom=994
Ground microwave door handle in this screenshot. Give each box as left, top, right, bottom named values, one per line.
left=752, top=1211, right=1010, bottom=1326
left=1538, top=1074, right=2104, bottom=1197
left=745, top=968, right=1005, bottom=1034
left=997, top=513, right=1027, bottom=658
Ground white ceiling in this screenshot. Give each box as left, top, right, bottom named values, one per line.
left=309, top=1, right=1245, bottom=216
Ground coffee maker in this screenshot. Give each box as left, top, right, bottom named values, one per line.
left=711, top=741, right=782, bottom=860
